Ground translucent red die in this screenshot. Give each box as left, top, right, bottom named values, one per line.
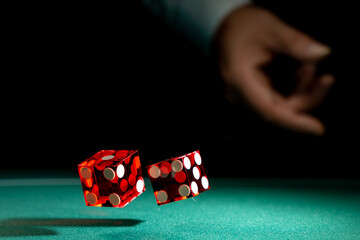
left=147, top=150, right=210, bottom=205
left=78, top=150, right=145, bottom=208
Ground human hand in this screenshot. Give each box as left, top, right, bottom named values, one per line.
left=215, top=6, right=334, bottom=135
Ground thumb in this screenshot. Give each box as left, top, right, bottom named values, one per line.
left=275, top=24, right=331, bottom=61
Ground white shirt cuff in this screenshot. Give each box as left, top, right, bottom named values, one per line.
left=142, top=0, right=251, bottom=55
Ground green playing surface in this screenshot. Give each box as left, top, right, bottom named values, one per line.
left=0, top=178, right=360, bottom=240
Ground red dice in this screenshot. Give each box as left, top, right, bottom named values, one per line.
left=78, top=150, right=145, bottom=208
left=147, top=150, right=210, bottom=205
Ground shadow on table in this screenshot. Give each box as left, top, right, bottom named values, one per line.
left=0, top=226, right=57, bottom=237
left=0, top=218, right=142, bottom=238
left=1, top=218, right=142, bottom=227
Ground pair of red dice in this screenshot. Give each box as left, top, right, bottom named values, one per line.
left=77, top=150, right=209, bottom=207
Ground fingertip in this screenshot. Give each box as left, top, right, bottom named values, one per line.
left=314, top=75, right=335, bottom=97
left=263, top=105, right=326, bottom=136
left=305, top=119, right=325, bottom=136
left=321, top=74, right=335, bottom=87
left=289, top=114, right=325, bottom=136
left=306, top=42, right=331, bottom=59
left=312, top=124, right=325, bottom=136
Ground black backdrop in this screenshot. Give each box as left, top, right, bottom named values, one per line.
left=2, top=1, right=359, bottom=178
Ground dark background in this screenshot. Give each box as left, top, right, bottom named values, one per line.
left=2, top=1, right=359, bottom=178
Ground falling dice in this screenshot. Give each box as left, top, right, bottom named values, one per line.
left=147, top=150, right=209, bottom=205
left=77, top=150, right=145, bottom=208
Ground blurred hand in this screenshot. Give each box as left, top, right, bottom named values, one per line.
left=215, top=6, right=334, bottom=135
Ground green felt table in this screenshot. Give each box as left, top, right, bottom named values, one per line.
left=0, top=177, right=360, bottom=240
